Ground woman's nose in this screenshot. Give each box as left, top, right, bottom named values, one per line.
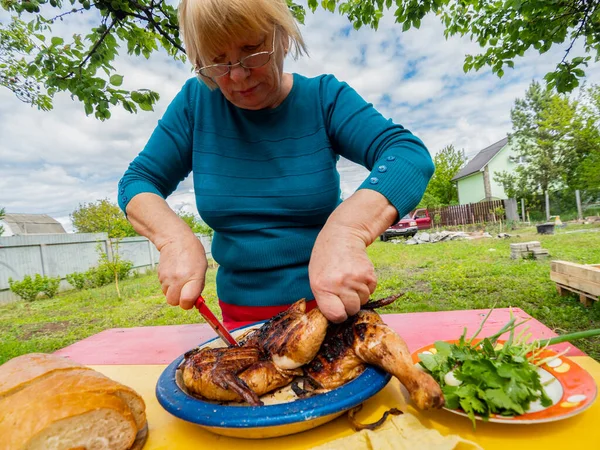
left=229, top=64, right=250, bottom=83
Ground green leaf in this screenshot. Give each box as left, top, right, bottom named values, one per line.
left=51, top=36, right=64, bottom=46
left=109, top=74, right=124, bottom=86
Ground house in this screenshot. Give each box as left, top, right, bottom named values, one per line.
left=0, top=213, right=66, bottom=236
left=452, top=137, right=521, bottom=204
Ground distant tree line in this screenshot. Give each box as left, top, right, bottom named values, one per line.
left=70, top=199, right=212, bottom=237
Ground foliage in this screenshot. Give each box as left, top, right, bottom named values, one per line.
left=2, top=1, right=598, bottom=116
left=0, top=206, right=4, bottom=236
left=177, top=211, right=214, bottom=237
left=495, top=81, right=600, bottom=219
left=307, top=0, right=599, bottom=93
left=65, top=271, right=88, bottom=290
left=0, top=0, right=306, bottom=117
left=65, top=244, right=133, bottom=291
left=419, top=312, right=555, bottom=427
left=8, top=274, right=61, bottom=301
left=571, top=85, right=600, bottom=191
left=419, top=144, right=466, bottom=207
left=71, top=199, right=136, bottom=238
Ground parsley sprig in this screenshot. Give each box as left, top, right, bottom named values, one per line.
left=418, top=309, right=600, bottom=427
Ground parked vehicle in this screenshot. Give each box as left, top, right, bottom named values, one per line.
left=380, top=215, right=418, bottom=241
left=412, top=208, right=432, bottom=230
left=380, top=209, right=432, bottom=242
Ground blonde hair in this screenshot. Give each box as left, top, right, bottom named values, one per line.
left=179, top=0, right=307, bottom=89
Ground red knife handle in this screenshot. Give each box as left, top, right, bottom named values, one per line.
left=195, top=296, right=238, bottom=347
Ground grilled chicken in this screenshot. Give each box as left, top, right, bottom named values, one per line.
left=180, top=299, right=328, bottom=405
left=305, top=309, right=445, bottom=410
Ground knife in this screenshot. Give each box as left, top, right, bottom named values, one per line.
left=195, top=295, right=238, bottom=347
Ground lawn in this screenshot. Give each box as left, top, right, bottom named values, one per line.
left=2, top=224, right=600, bottom=365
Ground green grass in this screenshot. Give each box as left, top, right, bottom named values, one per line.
left=2, top=224, right=600, bottom=365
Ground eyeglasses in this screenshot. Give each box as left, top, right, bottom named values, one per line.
left=196, top=29, right=277, bottom=78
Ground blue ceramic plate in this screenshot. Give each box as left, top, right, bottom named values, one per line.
left=155, top=323, right=391, bottom=438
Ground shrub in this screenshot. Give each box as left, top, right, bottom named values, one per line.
left=66, top=272, right=89, bottom=290
left=41, top=276, right=61, bottom=298
left=66, top=258, right=133, bottom=291
left=8, top=274, right=61, bottom=301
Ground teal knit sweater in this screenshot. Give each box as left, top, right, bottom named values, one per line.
left=118, top=73, right=434, bottom=307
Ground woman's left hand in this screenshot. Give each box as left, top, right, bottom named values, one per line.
left=309, top=224, right=377, bottom=322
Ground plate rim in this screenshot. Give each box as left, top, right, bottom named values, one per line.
left=411, top=339, right=598, bottom=425
left=156, top=322, right=392, bottom=429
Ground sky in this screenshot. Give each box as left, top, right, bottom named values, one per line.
left=1, top=3, right=599, bottom=232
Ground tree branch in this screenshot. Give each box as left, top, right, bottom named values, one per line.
left=561, top=0, right=599, bottom=64
left=79, top=18, right=118, bottom=70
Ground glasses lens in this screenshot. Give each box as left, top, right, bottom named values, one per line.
left=200, top=65, right=230, bottom=78
left=241, top=52, right=271, bottom=69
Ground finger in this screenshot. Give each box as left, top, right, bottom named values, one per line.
left=180, top=279, right=204, bottom=310
left=165, top=284, right=181, bottom=307
left=341, top=291, right=362, bottom=316
left=357, top=284, right=371, bottom=305
left=316, top=293, right=348, bottom=323
left=367, top=276, right=377, bottom=295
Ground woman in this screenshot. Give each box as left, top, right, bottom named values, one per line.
left=118, top=0, right=434, bottom=328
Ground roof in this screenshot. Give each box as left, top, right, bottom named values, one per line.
left=2, top=213, right=66, bottom=235
left=452, top=137, right=509, bottom=181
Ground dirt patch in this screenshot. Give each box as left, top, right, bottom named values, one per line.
left=408, top=279, right=432, bottom=294
left=20, top=321, right=71, bottom=340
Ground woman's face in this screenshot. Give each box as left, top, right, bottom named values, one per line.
left=207, top=29, right=289, bottom=110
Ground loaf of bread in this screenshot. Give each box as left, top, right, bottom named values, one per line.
left=0, top=353, right=146, bottom=450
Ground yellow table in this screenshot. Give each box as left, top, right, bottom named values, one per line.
left=53, top=309, right=599, bottom=449
left=90, top=356, right=599, bottom=450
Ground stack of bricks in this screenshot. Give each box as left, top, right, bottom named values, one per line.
left=510, top=241, right=550, bottom=260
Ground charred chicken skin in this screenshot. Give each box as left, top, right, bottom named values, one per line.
left=180, top=299, right=328, bottom=405
left=305, top=308, right=445, bottom=410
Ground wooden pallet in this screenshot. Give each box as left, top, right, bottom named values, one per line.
left=555, top=283, right=599, bottom=307
left=551, top=261, right=600, bottom=307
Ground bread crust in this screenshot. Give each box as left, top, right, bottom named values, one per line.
left=0, top=391, right=137, bottom=450
left=0, top=353, right=91, bottom=399
left=0, top=354, right=146, bottom=450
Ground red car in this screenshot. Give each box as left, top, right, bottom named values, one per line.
left=380, top=209, right=432, bottom=242
left=380, top=214, right=418, bottom=241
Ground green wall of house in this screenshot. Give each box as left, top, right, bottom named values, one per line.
left=456, top=139, right=520, bottom=204
left=457, top=173, right=485, bottom=204
left=488, top=140, right=519, bottom=199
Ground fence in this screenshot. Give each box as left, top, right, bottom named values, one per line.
left=0, top=233, right=212, bottom=303
left=427, top=199, right=516, bottom=226
left=523, top=188, right=600, bottom=222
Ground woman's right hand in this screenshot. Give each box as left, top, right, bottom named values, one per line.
left=157, top=232, right=208, bottom=310
left=125, top=193, right=209, bottom=311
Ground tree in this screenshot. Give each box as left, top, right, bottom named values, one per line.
left=0, top=207, right=5, bottom=236
left=70, top=199, right=136, bottom=238
left=177, top=211, right=214, bottom=237
left=571, top=85, right=600, bottom=192
left=495, top=81, right=600, bottom=209
left=504, top=81, right=578, bottom=195
left=2, top=1, right=599, bottom=117
left=419, top=144, right=466, bottom=207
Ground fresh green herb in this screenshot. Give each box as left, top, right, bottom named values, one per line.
left=418, top=310, right=600, bottom=428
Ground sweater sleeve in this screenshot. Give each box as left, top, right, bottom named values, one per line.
left=117, top=79, right=197, bottom=214
left=319, top=75, right=434, bottom=219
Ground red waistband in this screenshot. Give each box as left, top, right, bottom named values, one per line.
left=219, top=299, right=317, bottom=330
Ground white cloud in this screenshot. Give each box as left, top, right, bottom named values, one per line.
left=1, top=4, right=599, bottom=229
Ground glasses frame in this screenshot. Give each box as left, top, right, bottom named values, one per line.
left=196, top=29, right=277, bottom=79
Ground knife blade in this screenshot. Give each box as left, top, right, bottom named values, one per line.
left=195, top=296, right=238, bottom=347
